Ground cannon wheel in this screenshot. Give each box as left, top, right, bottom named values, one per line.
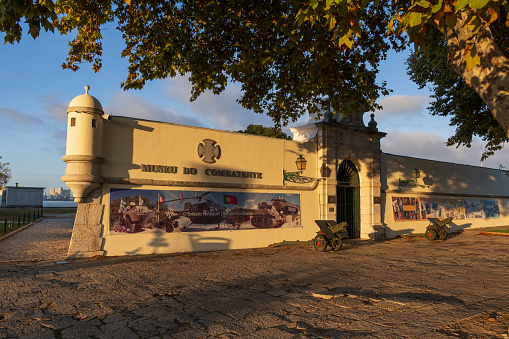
left=331, top=237, right=343, bottom=251
left=125, top=217, right=136, bottom=233
left=313, top=235, right=328, bottom=252
left=425, top=228, right=437, bottom=241
left=438, top=228, right=447, bottom=240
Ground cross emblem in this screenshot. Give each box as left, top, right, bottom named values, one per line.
left=197, top=139, right=221, bottom=163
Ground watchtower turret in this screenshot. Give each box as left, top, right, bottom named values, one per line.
left=62, top=86, right=106, bottom=202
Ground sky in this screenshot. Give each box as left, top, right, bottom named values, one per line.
left=1, top=25, right=508, bottom=193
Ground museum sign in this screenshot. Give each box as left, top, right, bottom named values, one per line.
left=141, top=164, right=263, bottom=179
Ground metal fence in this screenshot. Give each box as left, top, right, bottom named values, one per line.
left=1, top=209, right=43, bottom=235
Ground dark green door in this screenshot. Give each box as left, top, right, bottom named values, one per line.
left=336, top=160, right=360, bottom=238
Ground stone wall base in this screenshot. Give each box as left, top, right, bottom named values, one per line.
left=67, top=186, right=105, bottom=258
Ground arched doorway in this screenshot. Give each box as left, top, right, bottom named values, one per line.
left=336, top=160, right=360, bottom=238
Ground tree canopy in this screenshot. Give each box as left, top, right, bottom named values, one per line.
left=406, top=20, right=509, bottom=159
left=0, top=157, right=11, bottom=190
left=300, top=0, right=509, bottom=140
left=237, top=124, right=292, bottom=139
left=1, top=0, right=508, bottom=148
left=0, top=0, right=402, bottom=127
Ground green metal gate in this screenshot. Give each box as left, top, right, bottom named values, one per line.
left=336, top=160, right=360, bottom=238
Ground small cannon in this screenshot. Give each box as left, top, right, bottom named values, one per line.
left=313, top=220, right=349, bottom=252
left=425, top=217, right=453, bottom=241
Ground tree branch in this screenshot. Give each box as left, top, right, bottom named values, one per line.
left=446, top=10, right=509, bottom=138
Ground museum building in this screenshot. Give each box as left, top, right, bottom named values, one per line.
left=63, top=86, right=509, bottom=258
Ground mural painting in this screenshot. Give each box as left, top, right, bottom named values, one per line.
left=109, top=189, right=300, bottom=234
left=483, top=199, right=500, bottom=218
left=419, top=198, right=443, bottom=219
left=463, top=199, right=484, bottom=219
left=443, top=199, right=466, bottom=219
left=392, top=197, right=421, bottom=221
left=393, top=197, right=500, bottom=221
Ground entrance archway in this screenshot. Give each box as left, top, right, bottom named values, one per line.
left=336, top=160, right=360, bottom=238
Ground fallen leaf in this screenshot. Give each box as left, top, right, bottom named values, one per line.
left=312, top=293, right=333, bottom=300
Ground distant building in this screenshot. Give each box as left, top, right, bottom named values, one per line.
left=1, top=185, right=45, bottom=207
left=46, top=187, right=71, bottom=200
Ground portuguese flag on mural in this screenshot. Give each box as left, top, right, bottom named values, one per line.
left=223, top=194, right=238, bottom=205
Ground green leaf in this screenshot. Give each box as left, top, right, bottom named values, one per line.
left=394, top=21, right=406, bottom=36
left=468, top=15, right=482, bottom=34
left=413, top=0, right=432, bottom=8
left=329, top=15, right=337, bottom=29
left=431, top=0, right=444, bottom=13
left=296, top=11, right=307, bottom=26
left=465, top=44, right=480, bottom=70
left=387, top=17, right=395, bottom=33
left=408, top=12, right=424, bottom=27
left=455, top=0, right=470, bottom=9
left=339, top=34, right=355, bottom=48
left=470, top=0, right=490, bottom=10
left=445, top=14, right=457, bottom=29
left=38, top=0, right=55, bottom=12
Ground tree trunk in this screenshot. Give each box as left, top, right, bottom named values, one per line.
left=445, top=10, right=509, bottom=137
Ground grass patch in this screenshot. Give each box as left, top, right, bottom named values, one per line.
left=42, top=207, right=77, bottom=215
left=1, top=221, right=30, bottom=235
left=0, top=207, right=76, bottom=220
left=490, top=230, right=509, bottom=234
left=0, top=208, right=44, bottom=220
left=0, top=208, right=42, bottom=235
left=0, top=207, right=78, bottom=236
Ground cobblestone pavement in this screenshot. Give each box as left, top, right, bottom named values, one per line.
left=1, top=217, right=509, bottom=338
left=0, top=214, right=74, bottom=263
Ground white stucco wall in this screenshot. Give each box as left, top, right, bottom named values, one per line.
left=98, top=116, right=321, bottom=256
left=381, top=153, right=509, bottom=238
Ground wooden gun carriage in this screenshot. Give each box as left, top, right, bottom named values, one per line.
left=425, top=217, right=453, bottom=241
left=313, top=220, right=349, bottom=252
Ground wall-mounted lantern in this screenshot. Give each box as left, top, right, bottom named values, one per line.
left=399, top=167, right=420, bottom=187
left=295, top=155, right=307, bottom=171
left=284, top=155, right=307, bottom=183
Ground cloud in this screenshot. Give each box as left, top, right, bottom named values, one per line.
left=376, top=95, right=430, bottom=116
left=382, top=131, right=509, bottom=169
left=244, top=199, right=256, bottom=209
left=40, top=94, right=69, bottom=123
left=104, top=91, right=206, bottom=128
left=0, top=106, right=45, bottom=126
left=40, top=130, right=67, bottom=156
left=163, top=76, right=274, bottom=131
left=370, top=94, right=455, bottom=137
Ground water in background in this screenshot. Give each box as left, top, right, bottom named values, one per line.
left=43, top=201, right=78, bottom=208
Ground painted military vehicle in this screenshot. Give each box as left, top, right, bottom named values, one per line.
left=159, top=192, right=226, bottom=232
left=118, top=204, right=159, bottom=233
left=270, top=196, right=299, bottom=215
left=251, top=196, right=299, bottom=229
left=251, top=201, right=284, bottom=228
left=223, top=206, right=255, bottom=230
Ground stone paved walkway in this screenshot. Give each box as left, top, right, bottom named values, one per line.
left=0, top=214, right=74, bottom=262
left=0, top=217, right=509, bottom=338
